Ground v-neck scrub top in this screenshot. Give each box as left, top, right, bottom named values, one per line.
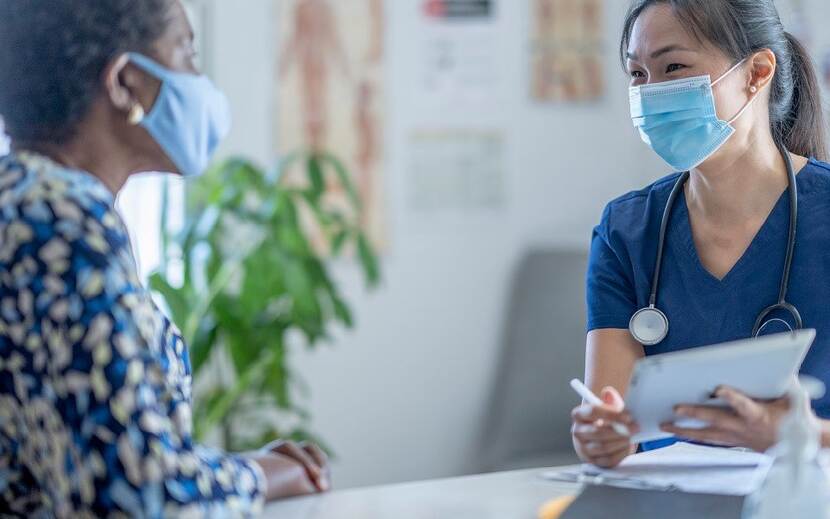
left=586, top=158, right=830, bottom=437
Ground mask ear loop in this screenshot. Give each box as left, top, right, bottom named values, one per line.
left=726, top=86, right=761, bottom=125
left=711, top=58, right=748, bottom=87
left=710, top=58, right=763, bottom=125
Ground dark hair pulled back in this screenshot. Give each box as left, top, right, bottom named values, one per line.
left=621, top=0, right=827, bottom=160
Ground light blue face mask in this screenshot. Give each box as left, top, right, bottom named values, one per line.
left=128, top=53, right=231, bottom=177
left=629, top=59, right=757, bottom=172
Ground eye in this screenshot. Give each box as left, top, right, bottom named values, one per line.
left=630, top=69, right=646, bottom=79
left=666, top=63, right=686, bottom=73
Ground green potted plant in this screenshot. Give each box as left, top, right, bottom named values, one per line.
left=150, top=152, right=379, bottom=452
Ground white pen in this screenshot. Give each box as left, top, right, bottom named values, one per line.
left=570, top=378, right=631, bottom=437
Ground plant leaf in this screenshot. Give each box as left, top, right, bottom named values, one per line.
left=199, top=348, right=276, bottom=438
left=332, top=296, right=354, bottom=328
left=188, top=323, right=218, bottom=374
left=320, top=153, right=360, bottom=210
left=167, top=149, right=381, bottom=455
left=307, top=154, right=325, bottom=197
left=148, top=273, right=189, bottom=327
left=331, top=230, right=349, bottom=256
left=357, top=233, right=381, bottom=286
left=183, top=261, right=241, bottom=344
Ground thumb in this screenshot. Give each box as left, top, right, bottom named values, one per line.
left=600, top=386, right=625, bottom=411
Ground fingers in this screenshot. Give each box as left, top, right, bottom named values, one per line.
left=573, top=416, right=636, bottom=468
left=716, top=386, right=764, bottom=422
left=590, top=444, right=632, bottom=468
left=572, top=421, right=639, bottom=442
left=253, top=453, right=318, bottom=500
left=571, top=398, right=638, bottom=468
left=274, top=441, right=320, bottom=476
left=574, top=434, right=632, bottom=468
left=301, top=442, right=331, bottom=490
left=600, top=386, right=625, bottom=412
left=673, top=404, right=743, bottom=433
left=301, top=442, right=329, bottom=470
left=571, top=404, right=634, bottom=426
left=659, top=423, right=737, bottom=447
left=580, top=438, right=631, bottom=458
left=289, top=468, right=319, bottom=496
left=273, top=441, right=328, bottom=491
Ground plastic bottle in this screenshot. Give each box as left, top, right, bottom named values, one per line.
left=742, top=376, right=830, bottom=519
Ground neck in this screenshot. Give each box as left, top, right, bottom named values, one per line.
left=23, top=120, right=141, bottom=196
left=686, top=131, right=791, bottom=224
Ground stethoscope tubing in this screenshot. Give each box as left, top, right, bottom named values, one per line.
left=634, top=140, right=802, bottom=346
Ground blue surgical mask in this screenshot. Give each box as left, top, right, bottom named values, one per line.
left=128, top=53, right=231, bottom=177
left=629, top=59, right=756, bottom=172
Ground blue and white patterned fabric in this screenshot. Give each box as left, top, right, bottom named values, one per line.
left=0, top=152, right=265, bottom=517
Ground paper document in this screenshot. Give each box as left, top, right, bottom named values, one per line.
left=542, top=442, right=770, bottom=496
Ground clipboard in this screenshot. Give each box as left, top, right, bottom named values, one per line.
left=559, top=485, right=744, bottom=519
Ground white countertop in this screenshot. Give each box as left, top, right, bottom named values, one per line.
left=263, top=467, right=580, bottom=519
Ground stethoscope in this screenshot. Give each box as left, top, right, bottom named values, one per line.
left=628, top=141, right=804, bottom=346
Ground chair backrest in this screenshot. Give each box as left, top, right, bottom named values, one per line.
left=476, top=249, right=588, bottom=472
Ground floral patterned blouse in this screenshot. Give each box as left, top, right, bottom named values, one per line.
left=0, top=152, right=265, bottom=517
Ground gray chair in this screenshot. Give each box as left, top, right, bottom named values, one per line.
left=476, top=249, right=588, bottom=472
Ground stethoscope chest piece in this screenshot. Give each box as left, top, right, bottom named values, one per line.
left=629, top=305, right=669, bottom=346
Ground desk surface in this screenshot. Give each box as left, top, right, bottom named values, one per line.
left=263, top=467, right=580, bottom=519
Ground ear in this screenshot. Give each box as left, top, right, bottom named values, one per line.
left=103, top=54, right=133, bottom=113
left=748, top=48, right=776, bottom=94
left=102, top=53, right=149, bottom=119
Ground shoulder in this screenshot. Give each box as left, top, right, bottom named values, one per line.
left=597, top=172, right=682, bottom=238
left=0, top=152, right=117, bottom=220
left=0, top=152, right=127, bottom=244
left=0, top=153, right=135, bottom=290
left=799, top=158, right=830, bottom=198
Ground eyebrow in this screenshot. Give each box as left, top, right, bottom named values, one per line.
left=626, top=44, right=695, bottom=61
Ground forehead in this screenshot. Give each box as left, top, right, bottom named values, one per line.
left=150, top=0, right=191, bottom=45
left=167, top=1, right=193, bottom=36
left=628, top=4, right=701, bottom=57
left=146, top=0, right=193, bottom=65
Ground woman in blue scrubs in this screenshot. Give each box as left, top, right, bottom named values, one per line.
left=572, top=0, right=830, bottom=468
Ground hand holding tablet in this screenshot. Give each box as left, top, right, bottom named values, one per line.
left=625, top=330, right=815, bottom=443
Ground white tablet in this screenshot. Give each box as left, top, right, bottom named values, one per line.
left=626, top=329, right=816, bottom=443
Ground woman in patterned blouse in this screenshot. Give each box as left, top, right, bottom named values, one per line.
left=0, top=0, right=330, bottom=516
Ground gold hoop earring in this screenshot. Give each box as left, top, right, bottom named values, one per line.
left=127, top=103, right=145, bottom=125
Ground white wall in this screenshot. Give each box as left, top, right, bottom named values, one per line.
left=204, top=0, right=830, bottom=489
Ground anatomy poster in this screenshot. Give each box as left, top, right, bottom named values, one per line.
left=530, top=0, right=604, bottom=103
left=277, top=0, right=386, bottom=246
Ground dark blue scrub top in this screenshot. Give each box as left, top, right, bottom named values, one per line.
left=586, top=158, right=830, bottom=450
